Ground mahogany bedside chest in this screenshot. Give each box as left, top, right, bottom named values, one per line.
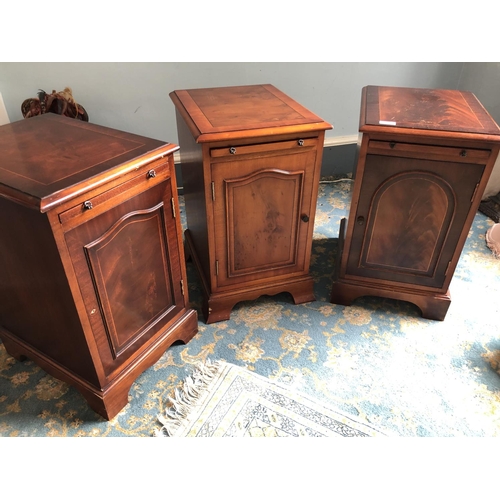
left=0, top=114, right=198, bottom=419
left=170, top=84, right=332, bottom=324
left=330, top=85, right=500, bottom=320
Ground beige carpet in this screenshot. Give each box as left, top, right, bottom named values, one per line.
left=156, top=360, right=386, bottom=437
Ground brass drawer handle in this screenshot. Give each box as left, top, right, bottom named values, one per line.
left=357, top=215, right=365, bottom=226
left=460, top=150, right=467, bottom=157
left=298, top=139, right=304, bottom=146
left=83, top=200, right=93, bottom=210
left=147, top=169, right=156, bottom=178
left=301, top=214, right=309, bottom=223
left=229, top=147, right=237, bottom=155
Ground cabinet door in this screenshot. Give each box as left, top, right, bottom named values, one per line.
left=211, top=147, right=318, bottom=289
left=346, top=153, right=484, bottom=288
left=64, top=179, right=185, bottom=377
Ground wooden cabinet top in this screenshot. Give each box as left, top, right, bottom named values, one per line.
left=170, top=84, right=332, bottom=143
left=0, top=114, right=178, bottom=212
left=360, top=85, right=500, bottom=141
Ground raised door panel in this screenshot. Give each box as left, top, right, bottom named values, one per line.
left=346, top=154, right=484, bottom=288
left=228, top=170, right=302, bottom=274
left=211, top=149, right=317, bottom=289
left=84, top=205, right=173, bottom=356
left=64, top=180, right=185, bottom=377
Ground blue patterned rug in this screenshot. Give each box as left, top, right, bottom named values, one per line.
left=1, top=179, right=500, bottom=437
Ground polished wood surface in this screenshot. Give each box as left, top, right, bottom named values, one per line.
left=171, top=84, right=332, bottom=323
left=0, top=114, right=168, bottom=212
left=363, top=86, right=500, bottom=136
left=170, top=84, right=332, bottom=142
left=331, top=86, right=500, bottom=320
left=0, top=115, right=198, bottom=419
left=347, top=154, right=483, bottom=288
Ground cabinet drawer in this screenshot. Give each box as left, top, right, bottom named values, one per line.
left=368, top=140, right=491, bottom=163
left=210, top=138, right=318, bottom=158
left=58, top=159, right=170, bottom=225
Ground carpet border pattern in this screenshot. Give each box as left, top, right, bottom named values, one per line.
left=156, top=360, right=385, bottom=437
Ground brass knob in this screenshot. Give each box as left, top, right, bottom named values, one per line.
left=229, top=147, right=237, bottom=154
left=298, top=139, right=304, bottom=146
left=83, top=200, right=93, bottom=210
left=301, top=214, right=309, bottom=223
left=357, top=215, right=365, bottom=226
left=147, top=169, right=156, bottom=178
left=460, top=150, right=467, bottom=157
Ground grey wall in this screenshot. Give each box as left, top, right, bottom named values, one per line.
left=457, top=62, right=500, bottom=198
left=0, top=62, right=465, bottom=142
left=458, top=62, right=500, bottom=123
left=3, top=62, right=499, bottom=185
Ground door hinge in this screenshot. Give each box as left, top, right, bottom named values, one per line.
left=211, top=181, right=215, bottom=201
left=171, top=197, right=176, bottom=218
left=180, top=279, right=185, bottom=295
left=471, top=182, right=480, bottom=202
left=445, top=260, right=452, bottom=277
left=215, top=260, right=219, bottom=276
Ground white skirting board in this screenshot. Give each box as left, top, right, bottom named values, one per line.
left=0, top=92, right=10, bottom=125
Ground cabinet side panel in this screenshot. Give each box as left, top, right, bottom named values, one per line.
left=175, top=109, right=211, bottom=276
left=0, top=198, right=99, bottom=385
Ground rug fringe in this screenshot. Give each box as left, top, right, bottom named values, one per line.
left=155, top=359, right=224, bottom=437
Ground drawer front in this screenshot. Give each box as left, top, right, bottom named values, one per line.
left=210, top=138, right=318, bottom=159
left=58, top=158, right=171, bottom=226
left=368, top=140, right=491, bottom=163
